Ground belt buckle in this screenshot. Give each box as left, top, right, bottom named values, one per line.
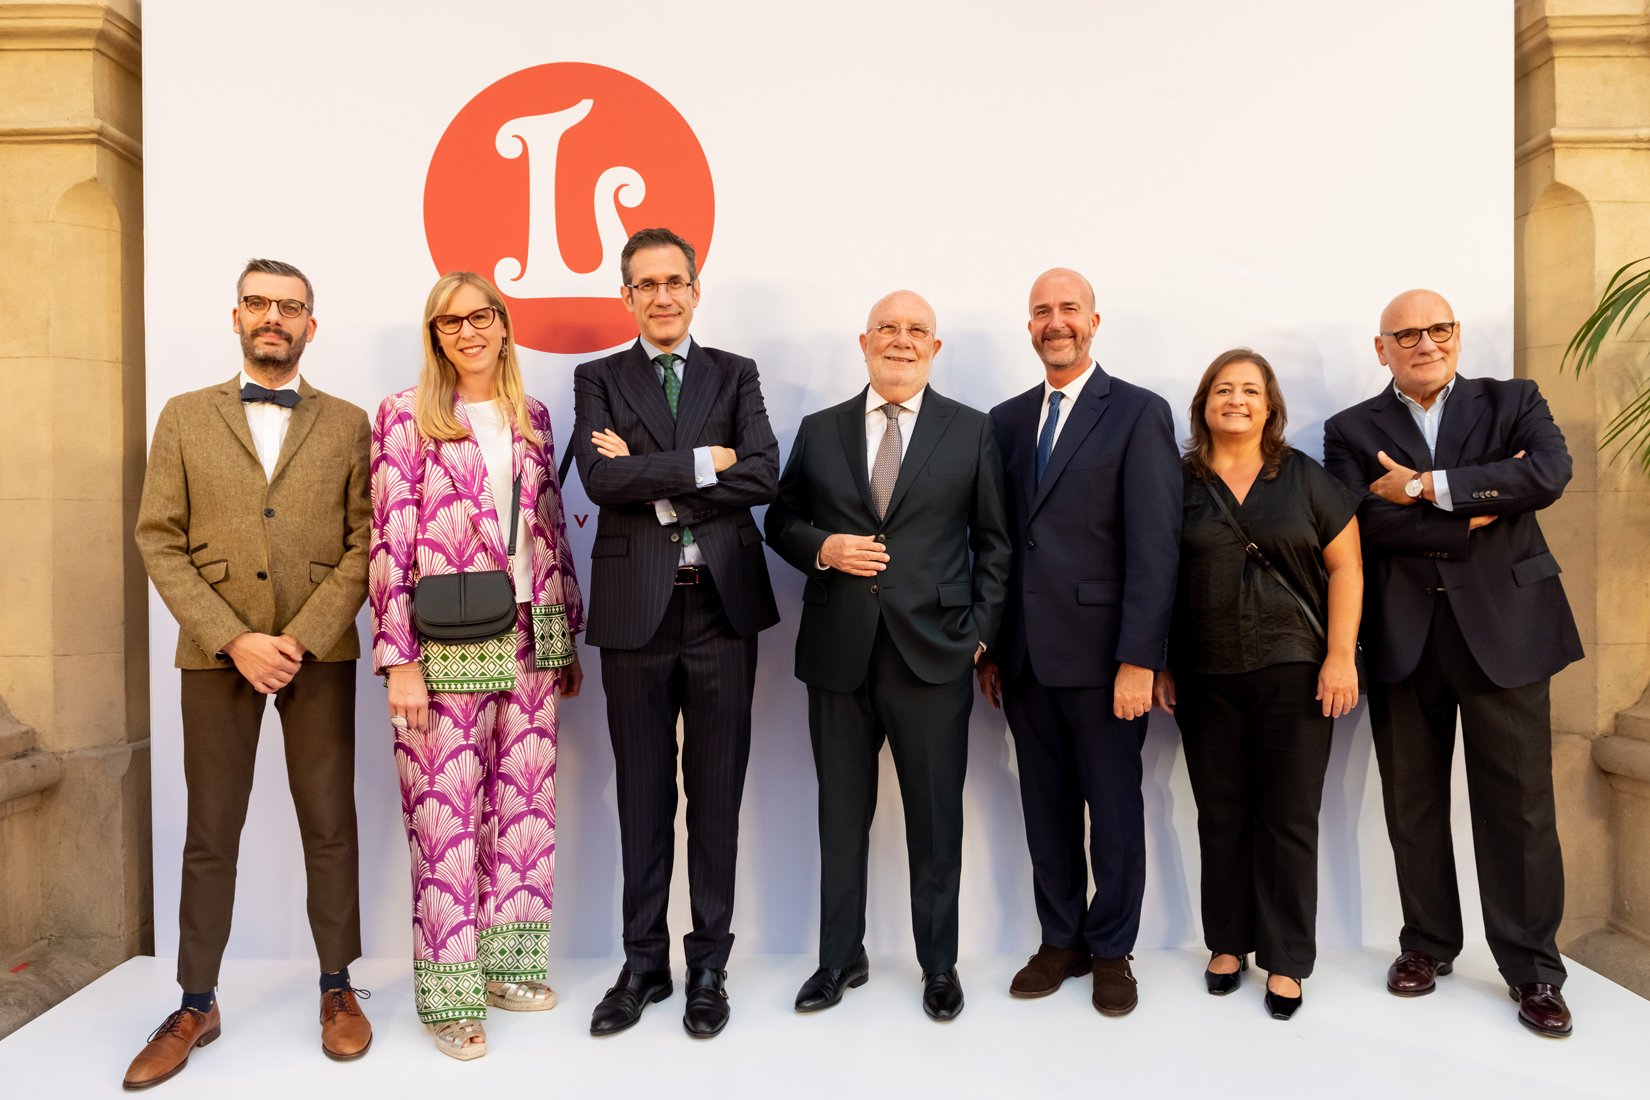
left=674, top=565, right=702, bottom=587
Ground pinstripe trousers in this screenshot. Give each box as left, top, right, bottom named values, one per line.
left=599, top=576, right=757, bottom=971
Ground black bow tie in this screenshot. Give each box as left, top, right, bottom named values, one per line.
left=241, top=382, right=299, bottom=409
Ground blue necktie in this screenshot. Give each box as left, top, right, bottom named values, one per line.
left=1036, top=390, right=1063, bottom=485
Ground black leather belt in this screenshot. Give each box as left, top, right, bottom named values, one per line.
left=674, top=565, right=708, bottom=587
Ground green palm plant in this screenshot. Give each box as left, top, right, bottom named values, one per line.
left=1562, top=256, right=1650, bottom=473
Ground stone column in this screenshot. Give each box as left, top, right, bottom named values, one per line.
left=1517, top=0, right=1650, bottom=995
left=0, top=0, right=149, bottom=1036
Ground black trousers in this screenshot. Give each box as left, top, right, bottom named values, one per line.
left=600, top=577, right=757, bottom=971
left=808, top=619, right=973, bottom=973
left=1174, top=662, right=1332, bottom=978
left=1369, top=594, right=1566, bottom=988
left=177, top=661, right=361, bottom=992
left=1003, top=667, right=1148, bottom=958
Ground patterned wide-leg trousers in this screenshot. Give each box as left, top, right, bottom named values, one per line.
left=395, top=607, right=560, bottom=1023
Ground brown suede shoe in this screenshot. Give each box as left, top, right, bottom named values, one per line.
left=1091, top=955, right=1138, bottom=1016
left=1010, top=944, right=1092, bottom=998
left=123, top=1004, right=221, bottom=1090
left=1386, top=950, right=1453, bottom=997
left=320, top=987, right=373, bottom=1060
left=1510, top=982, right=1573, bottom=1038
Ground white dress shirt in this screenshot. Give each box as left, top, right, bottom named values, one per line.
left=464, top=399, right=533, bottom=601
left=864, top=384, right=925, bottom=480
left=1036, top=361, right=1097, bottom=452
left=240, top=370, right=298, bottom=481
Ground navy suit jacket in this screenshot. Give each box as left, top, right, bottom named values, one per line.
left=989, top=367, right=1182, bottom=687
left=766, top=385, right=1012, bottom=693
left=1322, top=375, right=1582, bottom=689
left=571, top=340, right=779, bottom=649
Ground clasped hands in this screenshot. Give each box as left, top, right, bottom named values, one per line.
left=225, top=631, right=306, bottom=694
left=590, top=428, right=736, bottom=471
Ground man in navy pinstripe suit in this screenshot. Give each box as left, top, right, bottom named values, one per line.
left=571, top=228, right=779, bottom=1039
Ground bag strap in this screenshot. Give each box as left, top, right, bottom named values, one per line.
left=1200, top=478, right=1326, bottom=642
left=557, top=448, right=576, bottom=490
left=506, top=474, right=522, bottom=557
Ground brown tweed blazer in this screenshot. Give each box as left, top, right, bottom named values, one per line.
left=135, top=374, right=372, bottom=669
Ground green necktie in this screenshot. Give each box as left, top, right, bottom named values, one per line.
left=656, top=353, right=693, bottom=548
left=657, top=352, right=681, bottom=418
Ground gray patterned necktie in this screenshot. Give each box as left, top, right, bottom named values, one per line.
left=870, top=402, right=904, bottom=520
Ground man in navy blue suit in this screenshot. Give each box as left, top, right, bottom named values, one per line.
left=571, top=228, right=779, bottom=1039
left=978, top=268, right=1181, bottom=1016
left=1323, top=288, right=1581, bottom=1038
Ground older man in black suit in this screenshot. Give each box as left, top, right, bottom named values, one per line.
left=767, top=289, right=1011, bottom=1021
left=1323, top=288, right=1582, bottom=1038
left=572, top=228, right=779, bottom=1039
left=977, top=268, right=1181, bottom=1017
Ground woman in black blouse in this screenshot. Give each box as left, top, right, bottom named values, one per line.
left=1153, top=348, right=1362, bottom=1021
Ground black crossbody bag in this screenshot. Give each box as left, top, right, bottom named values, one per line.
left=1201, top=479, right=1364, bottom=692
left=413, top=475, right=521, bottom=642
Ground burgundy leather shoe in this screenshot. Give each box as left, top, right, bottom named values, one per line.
left=1511, top=982, right=1572, bottom=1037
left=1009, top=944, right=1091, bottom=998
left=1385, top=950, right=1453, bottom=996
left=123, top=1004, right=221, bottom=1090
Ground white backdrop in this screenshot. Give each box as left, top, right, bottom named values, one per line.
left=143, top=0, right=1509, bottom=968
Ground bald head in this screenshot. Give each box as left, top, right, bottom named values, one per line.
left=1374, top=288, right=1461, bottom=408
left=861, top=289, right=942, bottom=405
left=1028, top=267, right=1100, bottom=381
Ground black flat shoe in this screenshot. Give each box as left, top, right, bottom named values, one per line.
left=1205, top=953, right=1248, bottom=996
left=682, top=968, right=729, bottom=1038
left=921, top=968, right=964, bottom=1021
left=795, top=948, right=870, bottom=1013
left=1264, top=976, right=1303, bottom=1021
left=589, top=967, right=672, bottom=1036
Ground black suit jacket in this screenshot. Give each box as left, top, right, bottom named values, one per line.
left=766, top=385, right=1012, bottom=693
left=989, top=368, right=1182, bottom=687
left=572, top=340, right=779, bottom=649
left=1322, top=375, right=1582, bottom=689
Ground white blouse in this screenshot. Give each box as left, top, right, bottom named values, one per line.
left=465, top=400, right=533, bottom=602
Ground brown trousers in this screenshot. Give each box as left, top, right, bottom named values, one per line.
left=176, top=662, right=361, bottom=992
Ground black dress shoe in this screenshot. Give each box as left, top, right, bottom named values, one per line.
left=682, top=968, right=730, bottom=1038
left=1205, top=953, right=1248, bottom=996
left=1264, top=976, right=1303, bottom=1021
left=589, top=966, right=672, bottom=1036
left=795, top=948, right=870, bottom=1012
left=921, top=968, right=964, bottom=1021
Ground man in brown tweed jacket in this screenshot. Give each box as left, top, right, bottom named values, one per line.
left=128, top=259, right=373, bottom=1089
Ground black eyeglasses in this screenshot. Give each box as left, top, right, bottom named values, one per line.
left=1382, top=322, right=1458, bottom=349
left=430, top=307, right=499, bottom=335
left=241, top=295, right=310, bottom=319
left=625, top=277, right=695, bottom=297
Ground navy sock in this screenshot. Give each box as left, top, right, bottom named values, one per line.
left=180, top=990, right=215, bottom=1013
left=320, top=967, right=351, bottom=993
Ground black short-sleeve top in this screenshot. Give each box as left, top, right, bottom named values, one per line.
left=1172, top=448, right=1358, bottom=676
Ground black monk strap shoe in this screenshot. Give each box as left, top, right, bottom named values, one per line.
left=795, top=947, right=870, bottom=1013
left=589, top=967, right=672, bottom=1036
left=682, top=967, right=730, bottom=1038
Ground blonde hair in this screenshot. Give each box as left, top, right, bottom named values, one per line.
left=414, top=272, right=540, bottom=445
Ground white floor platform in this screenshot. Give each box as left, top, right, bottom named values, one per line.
left=1, top=949, right=1641, bottom=1098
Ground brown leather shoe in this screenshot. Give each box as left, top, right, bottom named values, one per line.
left=1091, top=955, right=1138, bottom=1016
left=1511, top=982, right=1572, bottom=1038
left=123, top=1004, right=221, bottom=1090
left=320, top=987, right=373, bottom=1060
left=1010, top=944, right=1091, bottom=998
left=1386, top=950, right=1453, bottom=996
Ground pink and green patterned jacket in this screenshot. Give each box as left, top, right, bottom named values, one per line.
left=369, top=387, right=584, bottom=675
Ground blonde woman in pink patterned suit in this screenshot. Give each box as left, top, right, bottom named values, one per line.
left=370, top=271, right=584, bottom=1060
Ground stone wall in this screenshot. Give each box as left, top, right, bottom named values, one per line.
left=1517, top=0, right=1650, bottom=995
left=0, top=0, right=150, bottom=1038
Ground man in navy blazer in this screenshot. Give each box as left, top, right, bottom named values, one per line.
left=767, top=289, right=1011, bottom=1022
left=977, top=268, right=1181, bottom=1016
left=571, top=228, right=779, bottom=1039
left=1323, top=288, right=1581, bottom=1038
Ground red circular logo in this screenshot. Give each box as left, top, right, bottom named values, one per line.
left=424, top=63, right=715, bottom=355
